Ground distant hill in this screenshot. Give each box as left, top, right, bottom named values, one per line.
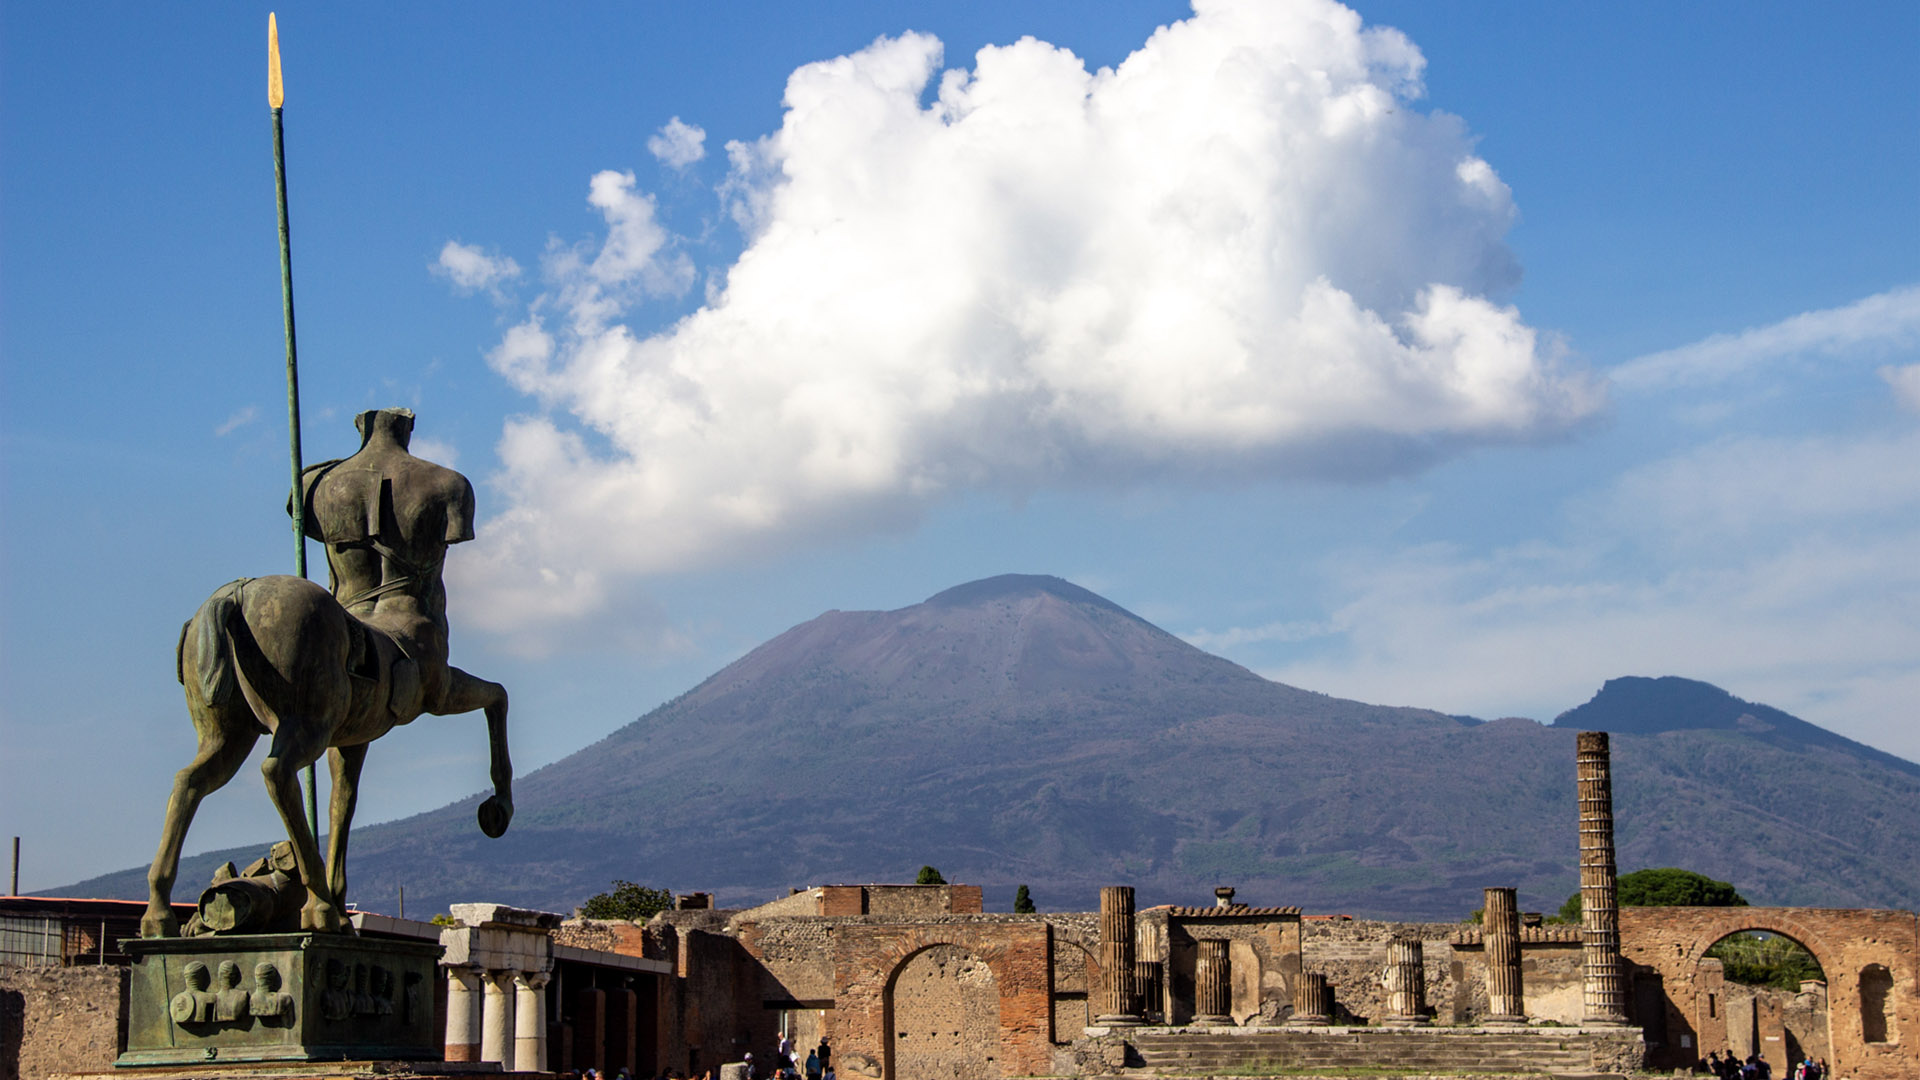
left=56, top=575, right=1920, bottom=920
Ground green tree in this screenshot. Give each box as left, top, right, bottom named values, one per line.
left=579, top=880, right=674, bottom=921
left=1706, top=932, right=1825, bottom=990
left=1557, top=868, right=1747, bottom=922
left=1014, top=884, right=1035, bottom=913
left=915, top=865, right=946, bottom=885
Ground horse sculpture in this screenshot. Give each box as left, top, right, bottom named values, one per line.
left=141, top=409, right=513, bottom=938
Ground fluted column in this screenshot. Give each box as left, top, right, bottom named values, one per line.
left=1384, top=938, right=1429, bottom=1024
left=1483, top=887, right=1525, bottom=1024
left=481, top=969, right=517, bottom=1063
left=1096, top=886, right=1141, bottom=1024
left=1134, top=960, right=1163, bottom=1021
left=1577, top=731, right=1629, bottom=1025
left=1194, top=939, right=1231, bottom=1023
left=444, top=964, right=484, bottom=1061
left=1290, top=972, right=1330, bottom=1024
left=514, top=970, right=551, bottom=1072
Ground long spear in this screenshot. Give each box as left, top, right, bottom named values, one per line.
left=268, top=14, right=321, bottom=836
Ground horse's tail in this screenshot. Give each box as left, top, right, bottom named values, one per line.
left=179, top=578, right=251, bottom=709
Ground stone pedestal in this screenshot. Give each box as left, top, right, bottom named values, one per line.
left=1095, top=886, right=1141, bottom=1024
left=1483, top=887, right=1526, bottom=1024
left=1193, top=939, right=1231, bottom=1023
left=117, top=933, right=443, bottom=1066
left=1577, top=731, right=1629, bottom=1025
left=1384, top=938, right=1429, bottom=1024
left=1289, top=973, right=1331, bottom=1024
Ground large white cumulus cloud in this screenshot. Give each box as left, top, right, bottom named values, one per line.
left=455, top=0, right=1599, bottom=631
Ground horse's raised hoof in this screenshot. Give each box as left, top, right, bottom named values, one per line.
left=477, top=793, right=514, bottom=838
left=140, top=907, right=179, bottom=939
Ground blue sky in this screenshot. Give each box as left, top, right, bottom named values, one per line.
left=3, top=1, right=1916, bottom=893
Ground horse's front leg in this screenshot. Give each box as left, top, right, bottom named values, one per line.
left=324, top=743, right=368, bottom=912
left=440, top=666, right=513, bottom=837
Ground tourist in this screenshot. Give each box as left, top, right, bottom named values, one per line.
left=816, top=1037, right=831, bottom=1073
left=804, top=1048, right=822, bottom=1080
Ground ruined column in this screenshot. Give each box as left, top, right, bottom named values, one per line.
left=481, top=969, right=517, bottom=1063
left=444, top=964, right=484, bottom=1061
left=1577, top=731, right=1629, bottom=1024
left=513, top=970, right=551, bottom=1072
left=1096, top=886, right=1142, bottom=1024
left=1483, top=887, right=1525, bottom=1024
left=1290, top=972, right=1331, bottom=1024
left=1194, top=939, right=1232, bottom=1024
left=1383, top=937, right=1429, bottom=1024
left=1134, top=960, right=1164, bottom=1021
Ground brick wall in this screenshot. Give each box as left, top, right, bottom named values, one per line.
left=0, top=964, right=126, bottom=1080
left=1619, top=905, right=1920, bottom=1080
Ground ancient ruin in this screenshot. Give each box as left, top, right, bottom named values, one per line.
left=11, top=715, right=1918, bottom=1078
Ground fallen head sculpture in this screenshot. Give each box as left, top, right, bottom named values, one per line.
left=141, top=409, right=513, bottom=937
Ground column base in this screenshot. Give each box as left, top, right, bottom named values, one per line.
left=1483, top=1014, right=1527, bottom=1025
left=1382, top=1015, right=1431, bottom=1026
left=1094, top=1014, right=1144, bottom=1026
left=1287, top=1014, right=1330, bottom=1025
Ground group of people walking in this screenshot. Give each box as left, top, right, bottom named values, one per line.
left=564, top=1035, right=834, bottom=1080
left=1704, top=1050, right=1827, bottom=1080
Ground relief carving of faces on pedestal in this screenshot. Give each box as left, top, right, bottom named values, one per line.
left=323, top=957, right=354, bottom=1021
left=250, top=961, right=296, bottom=1023
left=169, top=961, right=217, bottom=1025
left=213, top=960, right=251, bottom=1022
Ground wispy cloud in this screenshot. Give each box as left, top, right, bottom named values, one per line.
left=214, top=405, right=259, bottom=437
left=433, top=241, right=523, bottom=300
left=1881, top=363, right=1920, bottom=414
left=647, top=117, right=706, bottom=168
left=1258, top=428, right=1920, bottom=761
left=1612, top=284, right=1920, bottom=391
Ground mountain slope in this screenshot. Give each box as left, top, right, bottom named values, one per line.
left=57, top=576, right=1920, bottom=920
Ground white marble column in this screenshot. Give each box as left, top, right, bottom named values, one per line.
left=514, top=970, right=552, bottom=1072
left=481, top=969, right=517, bottom=1064
left=444, top=964, right=485, bottom=1061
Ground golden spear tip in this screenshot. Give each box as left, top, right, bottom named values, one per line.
left=268, top=13, right=284, bottom=109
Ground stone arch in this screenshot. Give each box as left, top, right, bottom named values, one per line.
left=883, top=942, right=1001, bottom=1080
left=1693, top=924, right=1831, bottom=1066
left=1049, top=938, right=1097, bottom=1043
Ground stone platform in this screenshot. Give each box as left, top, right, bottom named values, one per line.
left=1094, top=1023, right=1643, bottom=1076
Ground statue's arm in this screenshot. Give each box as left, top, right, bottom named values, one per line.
left=445, top=475, right=477, bottom=544
left=289, top=458, right=346, bottom=542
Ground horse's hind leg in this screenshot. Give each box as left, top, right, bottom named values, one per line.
left=323, top=743, right=367, bottom=911
left=261, top=722, right=341, bottom=932
left=143, top=718, right=256, bottom=937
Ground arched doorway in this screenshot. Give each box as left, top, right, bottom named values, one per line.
left=884, top=944, right=1001, bottom=1080
left=1697, top=929, right=1829, bottom=1069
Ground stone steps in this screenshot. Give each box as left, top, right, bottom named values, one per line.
left=1130, top=1029, right=1602, bottom=1072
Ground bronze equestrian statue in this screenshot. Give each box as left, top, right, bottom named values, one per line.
left=142, top=409, right=513, bottom=937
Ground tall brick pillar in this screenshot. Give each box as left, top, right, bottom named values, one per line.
left=1194, top=939, right=1232, bottom=1024
left=1483, top=887, right=1526, bottom=1023
left=1384, top=938, right=1429, bottom=1024
left=1577, top=730, right=1629, bottom=1024
left=1289, top=973, right=1331, bottom=1024
left=1096, top=886, right=1142, bottom=1024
